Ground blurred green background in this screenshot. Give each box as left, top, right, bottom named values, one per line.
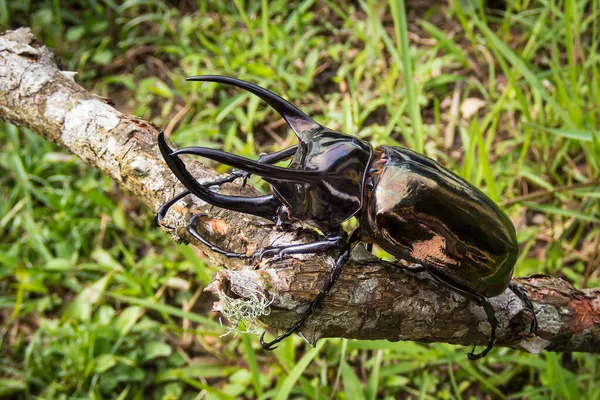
left=1, top=0, right=599, bottom=399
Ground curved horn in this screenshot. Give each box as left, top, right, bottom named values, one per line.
left=170, top=146, right=320, bottom=183
left=158, top=132, right=281, bottom=220
left=186, top=75, right=321, bottom=139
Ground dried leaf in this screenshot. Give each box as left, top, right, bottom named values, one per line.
left=460, top=98, right=486, bottom=119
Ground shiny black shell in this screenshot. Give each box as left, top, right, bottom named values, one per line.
left=361, top=146, right=519, bottom=297
left=268, top=128, right=372, bottom=230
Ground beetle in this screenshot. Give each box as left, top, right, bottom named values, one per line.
left=157, top=75, right=537, bottom=359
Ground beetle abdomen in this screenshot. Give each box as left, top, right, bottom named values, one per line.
left=362, top=146, right=518, bottom=297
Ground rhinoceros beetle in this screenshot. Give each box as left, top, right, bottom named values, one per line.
left=157, top=75, right=537, bottom=359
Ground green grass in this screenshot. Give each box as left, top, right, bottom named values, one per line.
left=1, top=0, right=600, bottom=398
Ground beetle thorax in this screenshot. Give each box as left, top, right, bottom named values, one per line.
left=267, top=129, right=372, bottom=232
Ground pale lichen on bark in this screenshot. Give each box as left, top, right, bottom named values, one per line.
left=1, top=28, right=599, bottom=354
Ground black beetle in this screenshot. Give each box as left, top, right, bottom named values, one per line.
left=157, top=75, right=537, bottom=359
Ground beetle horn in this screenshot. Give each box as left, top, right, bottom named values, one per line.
left=169, top=146, right=320, bottom=183
left=158, top=132, right=281, bottom=220
left=186, top=75, right=321, bottom=139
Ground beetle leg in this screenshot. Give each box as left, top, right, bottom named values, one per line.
left=508, top=283, right=538, bottom=337
left=186, top=75, right=321, bottom=138
left=155, top=189, right=190, bottom=228
left=251, top=231, right=347, bottom=262
left=466, top=298, right=498, bottom=360
left=156, top=172, right=248, bottom=228
left=187, top=214, right=247, bottom=259
left=421, top=265, right=498, bottom=360
left=260, top=229, right=361, bottom=350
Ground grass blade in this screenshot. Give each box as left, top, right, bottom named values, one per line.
left=389, top=0, right=424, bottom=153
left=474, top=18, right=575, bottom=128
left=341, top=359, right=366, bottom=400
left=274, top=340, right=326, bottom=400
left=523, top=202, right=600, bottom=223
left=366, top=350, right=383, bottom=400
left=242, top=334, right=264, bottom=397
left=107, top=293, right=222, bottom=329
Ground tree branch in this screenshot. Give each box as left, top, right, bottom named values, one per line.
left=1, top=28, right=598, bottom=354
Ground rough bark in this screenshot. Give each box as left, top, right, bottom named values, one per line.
left=1, top=28, right=598, bottom=354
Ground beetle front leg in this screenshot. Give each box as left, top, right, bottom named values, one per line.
left=187, top=214, right=247, bottom=259
left=259, top=229, right=361, bottom=350
left=251, top=231, right=348, bottom=262
left=156, top=171, right=247, bottom=227
left=156, top=189, right=190, bottom=228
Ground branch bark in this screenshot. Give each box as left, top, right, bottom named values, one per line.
left=1, top=28, right=599, bottom=354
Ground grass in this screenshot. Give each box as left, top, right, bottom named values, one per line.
left=1, top=0, right=600, bottom=398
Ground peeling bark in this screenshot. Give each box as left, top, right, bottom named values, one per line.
left=1, top=28, right=599, bottom=354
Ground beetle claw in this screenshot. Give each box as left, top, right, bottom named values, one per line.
left=155, top=214, right=177, bottom=230
left=467, top=342, right=493, bottom=360
left=251, top=249, right=266, bottom=263
left=467, top=346, right=479, bottom=360
left=161, top=223, right=176, bottom=230
left=155, top=214, right=174, bottom=230
left=250, top=247, right=280, bottom=262
left=259, top=331, right=279, bottom=351
left=231, top=169, right=251, bottom=187
left=525, top=318, right=538, bottom=338
left=272, top=253, right=283, bottom=262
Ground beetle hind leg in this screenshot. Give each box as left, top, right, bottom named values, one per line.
left=259, top=229, right=361, bottom=350
left=466, top=297, right=498, bottom=360
left=508, top=283, right=538, bottom=336
left=421, top=265, right=498, bottom=360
